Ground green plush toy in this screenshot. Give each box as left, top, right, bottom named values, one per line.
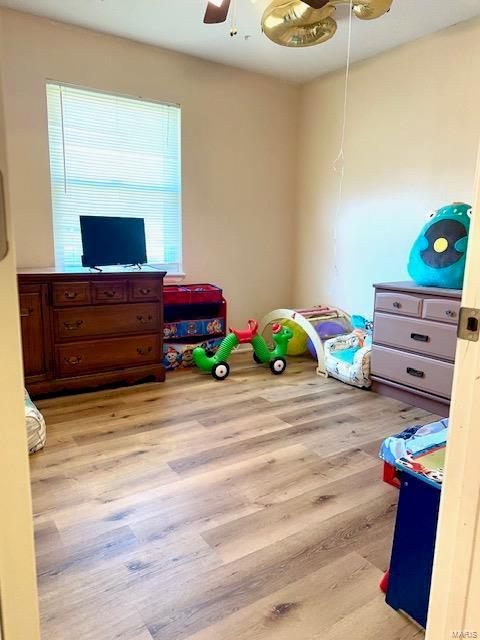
left=407, top=202, right=472, bottom=290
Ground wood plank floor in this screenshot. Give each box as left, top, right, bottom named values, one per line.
left=31, top=354, right=431, bottom=640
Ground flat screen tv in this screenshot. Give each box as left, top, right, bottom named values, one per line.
left=80, top=216, right=147, bottom=268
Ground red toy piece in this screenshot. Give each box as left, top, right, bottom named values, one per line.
left=230, top=319, right=259, bottom=344
left=383, top=461, right=401, bottom=489
left=380, top=569, right=389, bottom=593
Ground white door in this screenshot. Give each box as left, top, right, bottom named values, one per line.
left=426, top=143, right=480, bottom=639
left=0, top=13, right=41, bottom=639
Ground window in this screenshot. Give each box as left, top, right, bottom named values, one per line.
left=46, top=83, right=182, bottom=273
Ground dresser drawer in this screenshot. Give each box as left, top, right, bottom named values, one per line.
left=55, top=303, right=160, bottom=340
left=53, top=282, right=91, bottom=307
left=56, top=334, right=161, bottom=376
left=19, top=288, right=48, bottom=378
left=375, top=292, right=422, bottom=317
left=373, top=313, right=457, bottom=361
left=371, top=345, right=454, bottom=398
left=92, top=280, right=128, bottom=304
left=422, top=298, right=461, bottom=325
left=129, top=278, right=163, bottom=302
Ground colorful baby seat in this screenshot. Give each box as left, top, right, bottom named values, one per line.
left=323, top=317, right=373, bottom=388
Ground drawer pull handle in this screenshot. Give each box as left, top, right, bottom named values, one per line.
left=137, top=346, right=153, bottom=356
left=64, top=291, right=78, bottom=299
left=392, top=301, right=402, bottom=309
left=136, top=314, right=153, bottom=324
left=65, top=355, right=82, bottom=365
left=139, top=288, right=152, bottom=295
left=20, top=307, right=33, bottom=317
left=406, top=366, right=424, bottom=378
left=103, top=290, right=117, bottom=298
left=411, top=333, right=429, bottom=343
left=446, top=309, right=457, bottom=318
left=64, top=320, right=84, bottom=331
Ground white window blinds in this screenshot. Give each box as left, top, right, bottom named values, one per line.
left=46, top=83, right=182, bottom=272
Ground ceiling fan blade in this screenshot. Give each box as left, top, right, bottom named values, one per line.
left=204, top=0, right=232, bottom=24
left=302, top=0, right=330, bottom=8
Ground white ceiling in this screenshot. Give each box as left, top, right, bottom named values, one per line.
left=0, top=0, right=479, bottom=82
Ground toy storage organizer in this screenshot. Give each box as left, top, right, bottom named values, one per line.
left=163, top=284, right=227, bottom=370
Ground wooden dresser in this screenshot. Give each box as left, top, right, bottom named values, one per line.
left=371, top=281, right=461, bottom=416
left=18, top=268, right=166, bottom=397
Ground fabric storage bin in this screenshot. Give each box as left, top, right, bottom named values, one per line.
left=163, top=316, right=225, bottom=340
left=163, top=319, right=203, bottom=339
left=163, top=323, right=179, bottom=339
left=203, top=317, right=224, bottom=336
left=163, top=336, right=224, bottom=370
left=163, top=284, right=223, bottom=306
left=163, top=342, right=198, bottom=370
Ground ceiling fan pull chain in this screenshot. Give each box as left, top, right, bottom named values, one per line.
left=230, top=0, right=238, bottom=37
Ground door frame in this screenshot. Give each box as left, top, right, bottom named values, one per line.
left=426, top=142, right=480, bottom=638
left=0, top=11, right=41, bottom=638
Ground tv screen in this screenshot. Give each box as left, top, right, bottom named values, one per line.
left=80, top=216, right=147, bottom=268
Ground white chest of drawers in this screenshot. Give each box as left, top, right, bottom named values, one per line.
left=371, top=281, right=461, bottom=416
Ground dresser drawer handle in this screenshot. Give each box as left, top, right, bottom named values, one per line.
left=406, top=366, right=424, bottom=378
left=136, top=314, right=153, bottom=324
left=64, top=355, right=82, bottom=365
left=411, top=333, right=429, bottom=343
left=64, top=320, right=84, bottom=331
left=20, top=307, right=34, bottom=317
left=103, top=290, right=117, bottom=298
left=136, top=346, right=153, bottom=356
left=445, top=309, right=457, bottom=318
left=392, top=301, right=402, bottom=309
left=64, top=291, right=78, bottom=299
left=138, top=288, right=152, bottom=296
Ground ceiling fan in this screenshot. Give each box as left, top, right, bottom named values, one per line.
left=203, top=0, right=329, bottom=24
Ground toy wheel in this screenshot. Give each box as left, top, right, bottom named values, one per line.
left=253, top=351, right=262, bottom=364
left=270, top=357, right=286, bottom=375
left=212, top=361, right=230, bottom=380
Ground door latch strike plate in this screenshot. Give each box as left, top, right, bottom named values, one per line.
left=458, top=307, right=480, bottom=342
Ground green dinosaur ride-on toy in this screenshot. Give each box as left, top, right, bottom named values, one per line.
left=192, top=319, right=293, bottom=380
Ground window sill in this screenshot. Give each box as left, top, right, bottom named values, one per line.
left=164, top=273, right=186, bottom=283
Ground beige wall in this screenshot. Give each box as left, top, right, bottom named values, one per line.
left=0, top=8, right=299, bottom=326
left=2, top=8, right=480, bottom=325
left=295, top=17, right=480, bottom=317
left=0, top=10, right=41, bottom=639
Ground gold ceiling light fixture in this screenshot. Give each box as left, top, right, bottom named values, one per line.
left=203, top=0, right=393, bottom=48
left=203, top=0, right=331, bottom=28
left=261, top=0, right=394, bottom=47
